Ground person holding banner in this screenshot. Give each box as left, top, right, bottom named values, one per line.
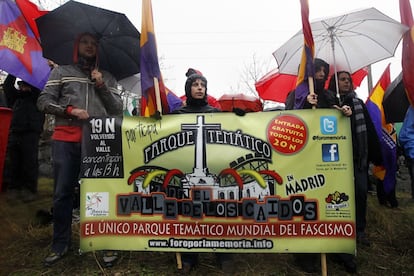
left=286, top=58, right=333, bottom=274
left=329, top=71, right=382, bottom=245
left=37, top=33, right=123, bottom=267
left=172, top=69, right=234, bottom=274
left=285, top=58, right=336, bottom=110
left=287, top=59, right=352, bottom=273
left=328, top=71, right=383, bottom=273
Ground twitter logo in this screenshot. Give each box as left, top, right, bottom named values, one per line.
left=320, top=116, right=337, bottom=135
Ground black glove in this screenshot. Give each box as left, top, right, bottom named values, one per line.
left=150, top=110, right=162, bottom=120
left=233, top=108, right=246, bottom=116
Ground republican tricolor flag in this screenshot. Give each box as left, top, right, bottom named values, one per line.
left=294, top=0, right=315, bottom=109
left=140, top=0, right=169, bottom=117
left=0, top=0, right=50, bottom=89
left=365, top=64, right=397, bottom=193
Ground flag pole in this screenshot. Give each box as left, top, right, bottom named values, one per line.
left=367, top=65, right=373, bottom=95
left=308, top=76, right=316, bottom=109
left=308, top=76, right=315, bottom=95
left=298, top=0, right=316, bottom=110
left=176, top=252, right=182, bottom=270
left=153, top=77, right=162, bottom=114
left=321, top=253, right=327, bottom=276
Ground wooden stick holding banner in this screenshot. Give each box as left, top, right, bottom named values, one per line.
left=153, top=77, right=162, bottom=115
left=176, top=252, right=182, bottom=270
left=321, top=252, right=327, bottom=276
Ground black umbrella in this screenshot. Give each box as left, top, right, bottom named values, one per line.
left=382, top=72, right=409, bottom=123
left=35, top=0, right=140, bottom=80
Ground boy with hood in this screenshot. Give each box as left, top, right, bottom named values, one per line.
left=37, top=32, right=123, bottom=266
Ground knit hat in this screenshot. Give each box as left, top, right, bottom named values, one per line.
left=186, top=68, right=203, bottom=76
left=184, top=68, right=208, bottom=100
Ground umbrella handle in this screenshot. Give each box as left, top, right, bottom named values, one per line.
left=91, top=60, right=100, bottom=82
left=91, top=68, right=104, bottom=86
left=329, top=32, right=342, bottom=105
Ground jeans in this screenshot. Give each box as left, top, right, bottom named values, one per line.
left=51, top=140, right=81, bottom=253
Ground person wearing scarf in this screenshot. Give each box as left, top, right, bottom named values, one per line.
left=328, top=71, right=383, bottom=273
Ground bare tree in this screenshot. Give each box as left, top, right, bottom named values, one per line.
left=237, top=53, right=274, bottom=98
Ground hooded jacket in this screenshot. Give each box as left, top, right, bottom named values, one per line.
left=37, top=64, right=122, bottom=127
left=37, top=33, right=123, bottom=141
left=284, top=58, right=334, bottom=110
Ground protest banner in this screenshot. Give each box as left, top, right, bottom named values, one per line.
left=79, top=109, right=355, bottom=254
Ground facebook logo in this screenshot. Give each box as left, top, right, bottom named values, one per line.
left=320, top=116, right=337, bottom=135
left=322, top=144, right=339, bottom=162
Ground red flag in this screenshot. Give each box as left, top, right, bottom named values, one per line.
left=400, top=0, right=414, bottom=106
left=15, top=0, right=47, bottom=39
left=294, top=0, right=315, bottom=109
left=140, top=0, right=169, bottom=117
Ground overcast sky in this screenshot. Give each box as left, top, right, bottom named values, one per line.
left=41, top=0, right=407, bottom=100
